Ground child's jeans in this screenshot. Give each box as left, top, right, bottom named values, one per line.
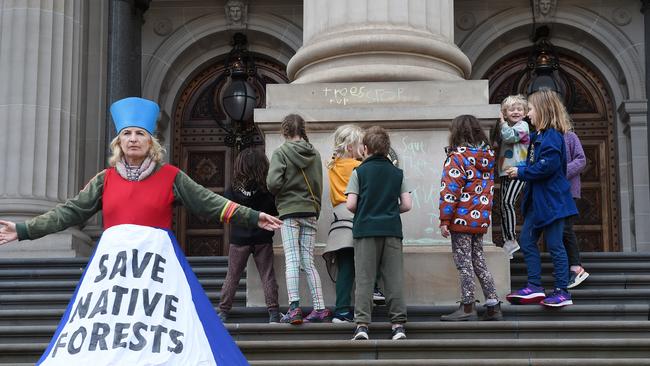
left=280, top=217, right=325, bottom=309
left=519, top=215, right=569, bottom=289
left=450, top=232, right=498, bottom=304
left=353, top=236, right=407, bottom=325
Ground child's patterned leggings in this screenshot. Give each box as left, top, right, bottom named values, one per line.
left=280, top=217, right=325, bottom=309
left=451, top=232, right=499, bottom=304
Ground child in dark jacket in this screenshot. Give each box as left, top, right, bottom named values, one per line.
left=505, top=88, right=578, bottom=307
left=267, top=114, right=331, bottom=324
left=439, top=115, right=502, bottom=322
left=219, top=148, right=280, bottom=323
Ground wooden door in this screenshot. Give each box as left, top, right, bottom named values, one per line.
left=172, top=57, right=288, bottom=256
left=485, top=51, right=620, bottom=251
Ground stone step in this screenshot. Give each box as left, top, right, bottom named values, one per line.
left=3, top=339, right=649, bottom=364
left=250, top=360, right=650, bottom=366
left=0, top=291, right=246, bottom=309
left=0, top=256, right=229, bottom=269
left=0, top=266, right=233, bottom=281
left=509, top=261, right=650, bottom=275
left=0, top=278, right=245, bottom=294
left=511, top=274, right=650, bottom=289
left=0, top=304, right=647, bottom=327
left=5, top=321, right=650, bottom=343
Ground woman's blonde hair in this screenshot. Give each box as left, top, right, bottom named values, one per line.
left=501, top=94, right=528, bottom=114
left=527, top=88, right=572, bottom=133
left=108, top=132, right=166, bottom=167
left=327, top=124, right=364, bottom=169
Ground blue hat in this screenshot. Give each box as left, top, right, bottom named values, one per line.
left=110, top=97, right=160, bottom=135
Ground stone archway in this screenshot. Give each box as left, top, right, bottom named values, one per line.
left=485, top=50, right=620, bottom=252
left=171, top=56, right=288, bottom=256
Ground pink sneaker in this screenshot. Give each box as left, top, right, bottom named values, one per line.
left=304, top=308, right=333, bottom=323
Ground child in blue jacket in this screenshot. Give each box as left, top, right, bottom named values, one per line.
left=505, top=88, right=578, bottom=308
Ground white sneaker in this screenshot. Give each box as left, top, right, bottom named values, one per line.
left=503, top=240, right=520, bottom=259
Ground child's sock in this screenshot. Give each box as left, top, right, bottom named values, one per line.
left=289, top=301, right=299, bottom=310
left=485, top=298, right=499, bottom=306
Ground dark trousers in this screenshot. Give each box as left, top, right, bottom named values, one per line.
left=335, top=247, right=355, bottom=314
left=219, top=243, right=279, bottom=313
left=562, top=199, right=582, bottom=267
left=520, top=216, right=569, bottom=289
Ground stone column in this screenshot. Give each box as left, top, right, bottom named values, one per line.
left=105, top=0, right=150, bottom=148
left=641, top=0, right=650, bottom=230
left=0, top=0, right=92, bottom=257
left=253, top=1, right=508, bottom=306
left=619, top=101, right=650, bottom=252
left=287, top=0, right=471, bottom=83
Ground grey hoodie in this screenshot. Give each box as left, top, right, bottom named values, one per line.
left=267, top=140, right=323, bottom=218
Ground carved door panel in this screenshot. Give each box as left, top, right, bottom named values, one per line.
left=486, top=51, right=620, bottom=252
left=172, top=56, right=288, bottom=256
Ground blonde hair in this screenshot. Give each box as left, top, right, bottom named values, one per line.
left=501, top=94, right=528, bottom=115
left=327, top=124, right=364, bottom=169
left=527, top=88, right=572, bottom=133
left=108, top=133, right=166, bottom=167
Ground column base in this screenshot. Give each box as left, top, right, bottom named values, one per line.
left=246, top=244, right=510, bottom=307
left=0, top=228, right=94, bottom=258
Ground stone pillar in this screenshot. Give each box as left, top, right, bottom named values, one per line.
left=287, top=0, right=471, bottom=83
left=619, top=101, right=650, bottom=252
left=105, top=0, right=150, bottom=148
left=641, top=0, right=650, bottom=234
left=0, top=0, right=92, bottom=257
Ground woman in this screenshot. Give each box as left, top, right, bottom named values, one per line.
left=0, top=97, right=281, bottom=365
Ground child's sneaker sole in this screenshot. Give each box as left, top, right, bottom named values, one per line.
left=567, top=270, right=589, bottom=289
left=506, top=294, right=546, bottom=305
left=541, top=299, right=573, bottom=307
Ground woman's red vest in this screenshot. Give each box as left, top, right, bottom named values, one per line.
left=102, top=164, right=180, bottom=230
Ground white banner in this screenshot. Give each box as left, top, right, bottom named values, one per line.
left=38, top=224, right=248, bottom=366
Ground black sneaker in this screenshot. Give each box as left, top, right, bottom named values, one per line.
left=373, top=288, right=385, bottom=304
left=567, top=267, right=589, bottom=289
left=332, top=311, right=354, bottom=323
left=352, top=325, right=369, bottom=340
left=391, top=325, right=406, bottom=340
left=217, top=311, right=228, bottom=323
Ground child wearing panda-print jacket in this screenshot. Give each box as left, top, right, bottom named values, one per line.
left=438, top=114, right=502, bottom=322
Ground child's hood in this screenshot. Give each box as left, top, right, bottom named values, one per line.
left=450, top=145, right=495, bottom=175
left=279, top=140, right=319, bottom=169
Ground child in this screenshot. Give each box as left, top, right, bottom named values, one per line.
left=505, top=88, right=578, bottom=307
left=492, top=95, right=530, bottom=259
left=346, top=126, right=412, bottom=340
left=219, top=148, right=280, bottom=323
left=563, top=129, right=589, bottom=288
left=267, top=114, right=332, bottom=324
left=322, top=124, right=365, bottom=323
left=439, top=115, right=502, bottom=321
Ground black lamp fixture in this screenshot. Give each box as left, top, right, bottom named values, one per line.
left=209, top=33, right=259, bottom=150
left=515, top=2, right=575, bottom=111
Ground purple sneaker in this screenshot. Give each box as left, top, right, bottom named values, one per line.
left=541, top=288, right=573, bottom=307
left=304, top=308, right=333, bottom=323
left=506, top=283, right=546, bottom=304
left=280, top=307, right=303, bottom=325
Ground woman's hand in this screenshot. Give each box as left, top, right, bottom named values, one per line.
left=0, top=220, right=18, bottom=245
left=440, top=225, right=450, bottom=238
left=505, top=167, right=519, bottom=178
left=257, top=212, right=282, bottom=231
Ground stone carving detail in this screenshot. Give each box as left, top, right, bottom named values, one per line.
left=535, top=0, right=557, bottom=19
left=456, top=13, right=476, bottom=31
left=225, top=0, right=247, bottom=28
left=153, top=18, right=173, bottom=36
left=188, top=236, right=222, bottom=256
left=189, top=152, right=225, bottom=187
left=612, top=8, right=632, bottom=26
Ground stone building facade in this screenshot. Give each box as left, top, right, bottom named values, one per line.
left=0, top=0, right=648, bottom=265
